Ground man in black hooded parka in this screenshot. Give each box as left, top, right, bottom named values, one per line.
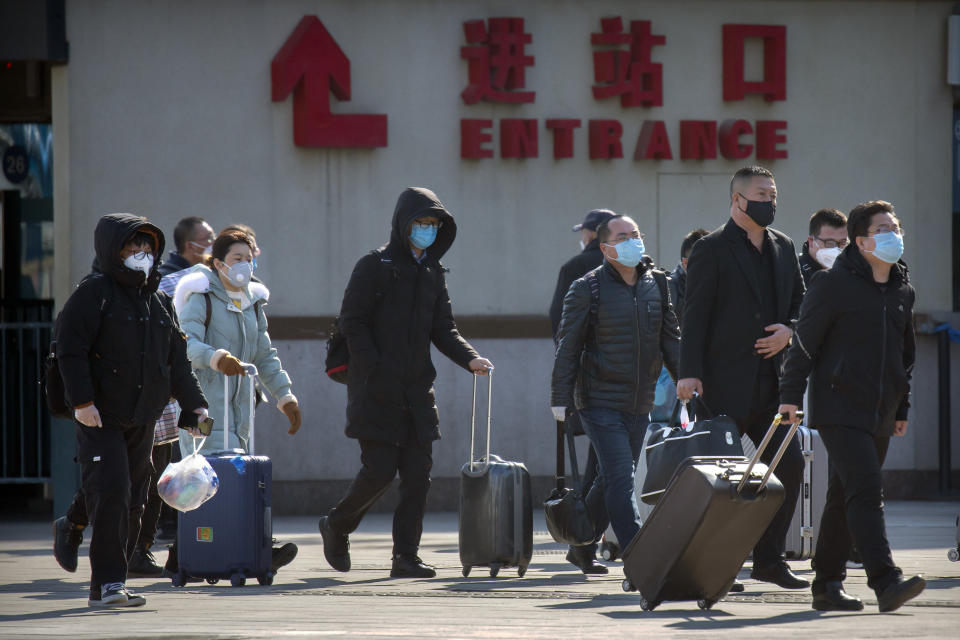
left=55, top=213, right=207, bottom=607
left=318, top=188, right=493, bottom=578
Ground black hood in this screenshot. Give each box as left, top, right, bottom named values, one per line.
left=834, top=243, right=909, bottom=286
left=91, top=213, right=165, bottom=292
left=384, top=187, right=456, bottom=263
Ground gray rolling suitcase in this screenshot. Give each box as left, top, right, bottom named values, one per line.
left=620, top=413, right=802, bottom=611
left=458, top=371, right=533, bottom=578
left=785, top=425, right=828, bottom=560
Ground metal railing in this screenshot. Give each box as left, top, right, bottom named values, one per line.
left=0, top=321, right=54, bottom=482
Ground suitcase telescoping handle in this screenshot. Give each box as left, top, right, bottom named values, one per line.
left=222, top=362, right=259, bottom=454
left=736, top=410, right=803, bottom=495
left=469, top=369, right=494, bottom=472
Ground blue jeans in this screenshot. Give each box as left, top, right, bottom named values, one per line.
left=579, top=407, right=650, bottom=547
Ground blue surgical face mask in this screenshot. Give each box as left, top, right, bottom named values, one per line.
left=605, top=237, right=645, bottom=268
left=867, top=231, right=904, bottom=264
left=409, top=223, right=438, bottom=250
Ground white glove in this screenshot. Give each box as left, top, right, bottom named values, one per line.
left=551, top=406, right=567, bottom=422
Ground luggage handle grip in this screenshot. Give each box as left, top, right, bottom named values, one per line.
left=469, top=370, right=493, bottom=472
left=736, top=411, right=803, bottom=494
left=222, top=362, right=259, bottom=454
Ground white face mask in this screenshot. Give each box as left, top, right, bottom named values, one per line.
left=815, top=246, right=841, bottom=269
left=123, top=253, right=154, bottom=275
left=579, top=240, right=587, bottom=251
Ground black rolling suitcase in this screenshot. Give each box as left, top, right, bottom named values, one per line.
left=621, top=412, right=802, bottom=611
left=458, top=371, right=533, bottom=578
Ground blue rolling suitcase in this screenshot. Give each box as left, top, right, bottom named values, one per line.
left=172, top=365, right=274, bottom=587
left=458, top=372, right=533, bottom=578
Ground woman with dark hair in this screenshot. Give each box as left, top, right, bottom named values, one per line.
left=170, top=229, right=302, bottom=574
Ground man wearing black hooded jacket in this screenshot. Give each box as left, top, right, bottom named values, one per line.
left=318, top=187, right=493, bottom=578
left=55, top=214, right=207, bottom=607
left=778, top=201, right=925, bottom=613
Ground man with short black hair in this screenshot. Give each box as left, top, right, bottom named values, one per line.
left=159, top=216, right=215, bottom=277
left=552, top=214, right=680, bottom=558
left=678, top=166, right=808, bottom=590
left=799, top=208, right=848, bottom=287
left=779, top=200, right=925, bottom=612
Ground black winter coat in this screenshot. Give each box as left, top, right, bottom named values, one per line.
left=57, top=214, right=207, bottom=428
left=668, top=263, right=686, bottom=327
left=551, top=261, right=681, bottom=415
left=679, top=219, right=805, bottom=423
left=158, top=251, right=191, bottom=277
left=549, top=239, right=605, bottom=340
left=779, top=247, right=916, bottom=437
left=798, top=242, right=824, bottom=289
left=340, top=188, right=479, bottom=445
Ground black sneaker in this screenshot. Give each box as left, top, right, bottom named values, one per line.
left=52, top=516, right=83, bottom=573
left=127, top=545, right=163, bottom=578
left=318, top=516, right=350, bottom=572
left=390, top=554, right=436, bottom=578
left=89, top=582, right=146, bottom=608
left=565, top=547, right=608, bottom=575
left=162, top=546, right=178, bottom=578
left=271, top=542, right=298, bottom=572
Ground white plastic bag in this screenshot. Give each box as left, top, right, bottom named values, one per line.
left=157, top=437, right=219, bottom=512
left=680, top=401, right=691, bottom=432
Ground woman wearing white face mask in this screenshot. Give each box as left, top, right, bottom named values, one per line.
left=173, top=230, right=302, bottom=455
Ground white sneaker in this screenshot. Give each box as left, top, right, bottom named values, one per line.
left=88, top=582, right=146, bottom=608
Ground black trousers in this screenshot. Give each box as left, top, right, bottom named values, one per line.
left=138, top=441, right=173, bottom=548
left=738, top=374, right=804, bottom=568
left=327, top=432, right=433, bottom=557
left=71, top=421, right=154, bottom=591
left=813, top=426, right=900, bottom=594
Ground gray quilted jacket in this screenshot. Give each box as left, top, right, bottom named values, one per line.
left=551, top=261, right=681, bottom=415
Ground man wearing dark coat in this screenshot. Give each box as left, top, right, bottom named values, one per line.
left=779, top=200, right=925, bottom=612
left=54, top=213, right=208, bottom=607
left=318, top=187, right=493, bottom=578
left=677, top=166, right=808, bottom=590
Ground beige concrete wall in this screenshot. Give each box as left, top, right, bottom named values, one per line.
left=57, top=1, right=958, bottom=490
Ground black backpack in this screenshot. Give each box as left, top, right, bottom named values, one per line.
left=45, top=275, right=115, bottom=418
left=325, top=250, right=398, bottom=384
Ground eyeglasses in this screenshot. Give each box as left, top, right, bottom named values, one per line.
left=189, top=240, right=213, bottom=251
left=608, top=231, right=645, bottom=243
left=128, top=251, right=152, bottom=260
left=814, top=236, right=848, bottom=249
left=412, top=220, right=443, bottom=230
left=868, top=225, right=903, bottom=236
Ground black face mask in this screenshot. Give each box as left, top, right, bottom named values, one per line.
left=737, top=193, right=776, bottom=228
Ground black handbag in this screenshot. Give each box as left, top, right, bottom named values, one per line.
left=543, top=418, right=596, bottom=546
left=640, top=397, right=743, bottom=504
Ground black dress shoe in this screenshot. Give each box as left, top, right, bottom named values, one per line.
left=565, top=548, right=608, bottom=575
left=751, top=562, right=810, bottom=589
left=877, top=575, right=926, bottom=612
left=812, top=581, right=864, bottom=611
left=318, top=516, right=350, bottom=572
left=390, top=554, right=437, bottom=578
left=728, top=579, right=745, bottom=593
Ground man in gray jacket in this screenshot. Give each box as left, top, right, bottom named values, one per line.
left=551, top=214, right=680, bottom=550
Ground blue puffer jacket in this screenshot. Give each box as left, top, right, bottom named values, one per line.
left=173, top=265, right=294, bottom=455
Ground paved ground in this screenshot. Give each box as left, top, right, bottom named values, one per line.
left=1, top=501, right=958, bottom=639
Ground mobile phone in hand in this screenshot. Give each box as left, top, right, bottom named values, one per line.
left=198, top=416, right=215, bottom=436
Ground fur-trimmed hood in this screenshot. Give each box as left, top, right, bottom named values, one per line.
left=173, top=264, right=269, bottom=314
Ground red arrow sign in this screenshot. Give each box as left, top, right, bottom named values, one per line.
left=271, top=16, right=387, bottom=148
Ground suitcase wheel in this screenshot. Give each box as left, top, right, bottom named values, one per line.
left=948, top=548, right=959, bottom=562
left=639, top=597, right=658, bottom=611
left=206, top=578, right=219, bottom=585
left=489, top=563, right=501, bottom=578
left=230, top=572, right=246, bottom=587
left=257, top=573, right=274, bottom=586
left=697, top=599, right=715, bottom=610
left=171, top=571, right=186, bottom=588
left=621, top=579, right=634, bottom=593
left=461, top=566, right=471, bottom=577
left=517, top=565, right=527, bottom=578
